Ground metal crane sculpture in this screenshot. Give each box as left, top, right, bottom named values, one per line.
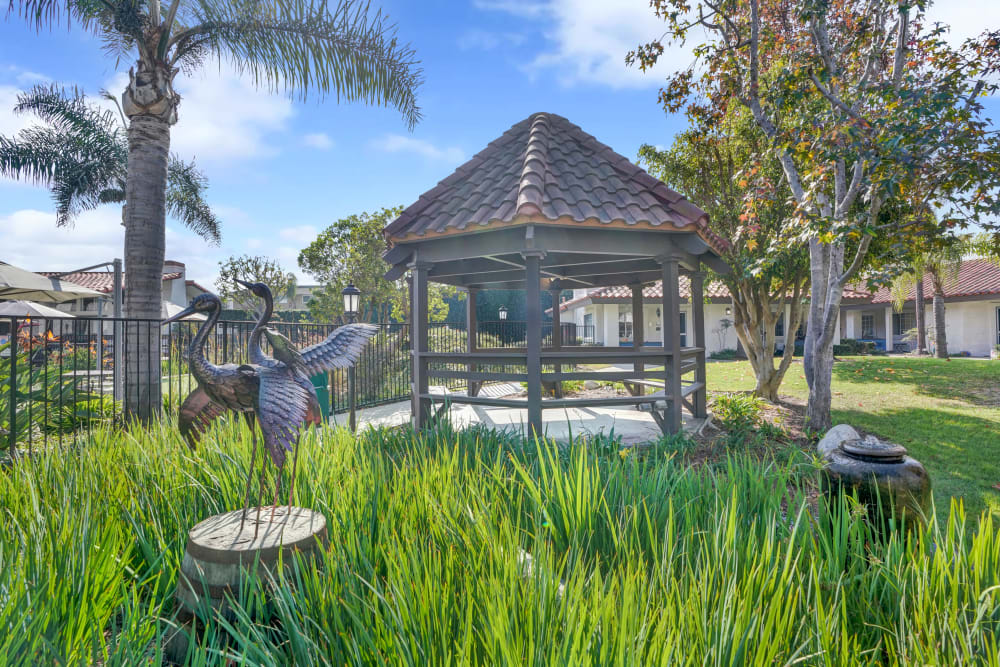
left=163, top=286, right=377, bottom=534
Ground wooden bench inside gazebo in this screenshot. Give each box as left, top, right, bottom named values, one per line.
left=383, top=113, right=730, bottom=436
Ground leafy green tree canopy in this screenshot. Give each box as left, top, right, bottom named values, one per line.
left=639, top=108, right=808, bottom=400
left=215, top=255, right=295, bottom=310
left=298, top=207, right=454, bottom=322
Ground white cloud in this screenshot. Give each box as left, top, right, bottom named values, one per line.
left=0, top=206, right=229, bottom=288
left=136, top=70, right=296, bottom=164
left=1, top=208, right=124, bottom=272
left=278, top=225, right=318, bottom=245
left=0, top=84, right=34, bottom=137
left=474, top=0, right=693, bottom=89
left=457, top=28, right=527, bottom=51
left=924, top=2, right=1000, bottom=48
left=302, top=132, right=334, bottom=150
left=370, top=134, right=465, bottom=163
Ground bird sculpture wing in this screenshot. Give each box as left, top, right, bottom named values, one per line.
left=255, top=367, right=322, bottom=469
left=178, top=387, right=228, bottom=448
left=298, top=323, right=379, bottom=376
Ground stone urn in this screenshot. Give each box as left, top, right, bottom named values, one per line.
left=819, top=428, right=931, bottom=531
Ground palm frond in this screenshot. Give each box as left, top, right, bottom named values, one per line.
left=14, top=85, right=126, bottom=161
left=166, top=156, right=222, bottom=244
left=169, top=0, right=423, bottom=128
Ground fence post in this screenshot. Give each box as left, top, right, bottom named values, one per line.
left=8, top=317, right=17, bottom=459
left=348, top=365, right=357, bottom=432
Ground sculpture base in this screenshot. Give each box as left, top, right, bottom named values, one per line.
left=165, top=507, right=327, bottom=663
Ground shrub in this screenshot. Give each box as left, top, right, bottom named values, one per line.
left=709, top=348, right=740, bottom=360
left=712, top=392, right=787, bottom=448
left=712, top=392, right=767, bottom=432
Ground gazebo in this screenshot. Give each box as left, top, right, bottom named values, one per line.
left=383, top=113, right=730, bottom=436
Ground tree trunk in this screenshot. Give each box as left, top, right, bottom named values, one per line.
left=729, top=278, right=806, bottom=404
left=914, top=275, right=927, bottom=354
left=804, top=238, right=845, bottom=432
left=122, top=60, right=178, bottom=420
left=932, top=289, right=948, bottom=359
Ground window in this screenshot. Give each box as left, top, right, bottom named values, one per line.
left=775, top=313, right=785, bottom=338
left=680, top=312, right=687, bottom=347
left=893, top=312, right=915, bottom=337
left=618, top=310, right=633, bottom=341
left=861, top=314, right=875, bottom=339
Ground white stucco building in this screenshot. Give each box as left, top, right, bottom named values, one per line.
left=556, top=258, right=1000, bottom=358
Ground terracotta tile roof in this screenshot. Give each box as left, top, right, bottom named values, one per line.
left=385, top=112, right=730, bottom=255
left=556, top=258, right=1000, bottom=312
left=556, top=277, right=731, bottom=311
left=860, top=258, right=1000, bottom=304
left=37, top=270, right=182, bottom=294
left=186, top=279, right=211, bottom=294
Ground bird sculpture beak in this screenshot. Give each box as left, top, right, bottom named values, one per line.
left=235, top=278, right=254, bottom=289
left=162, top=305, right=198, bottom=325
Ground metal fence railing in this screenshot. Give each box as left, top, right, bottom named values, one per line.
left=3, top=315, right=596, bottom=453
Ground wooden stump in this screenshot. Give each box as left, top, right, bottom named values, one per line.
left=165, top=506, right=327, bottom=663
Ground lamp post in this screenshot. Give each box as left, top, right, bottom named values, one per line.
left=342, top=283, right=361, bottom=432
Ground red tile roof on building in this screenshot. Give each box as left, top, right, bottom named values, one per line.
left=859, top=258, right=1000, bottom=304
left=37, top=270, right=182, bottom=294
left=385, top=112, right=730, bottom=255
left=186, top=279, right=211, bottom=294
left=557, top=258, right=1000, bottom=311
left=556, top=276, right=731, bottom=311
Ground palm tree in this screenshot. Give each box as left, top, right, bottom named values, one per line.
left=10, top=0, right=423, bottom=419
left=892, top=240, right=966, bottom=359
left=0, top=84, right=220, bottom=242
left=890, top=255, right=928, bottom=355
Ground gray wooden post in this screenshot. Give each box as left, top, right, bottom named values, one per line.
left=524, top=250, right=544, bottom=437
left=406, top=274, right=416, bottom=422
left=631, top=281, right=644, bottom=387
left=466, top=287, right=479, bottom=397
left=548, top=283, right=563, bottom=398
left=690, top=270, right=708, bottom=418
left=410, top=261, right=431, bottom=429
left=658, top=255, right=683, bottom=433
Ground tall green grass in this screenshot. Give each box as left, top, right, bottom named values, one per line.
left=0, top=420, right=997, bottom=665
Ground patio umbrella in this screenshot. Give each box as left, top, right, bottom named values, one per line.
left=0, top=300, right=75, bottom=318
left=162, top=300, right=207, bottom=322
left=0, top=261, right=103, bottom=303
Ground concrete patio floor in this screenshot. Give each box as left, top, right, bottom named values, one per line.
left=334, top=384, right=704, bottom=445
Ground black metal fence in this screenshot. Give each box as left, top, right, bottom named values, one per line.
left=3, top=315, right=596, bottom=452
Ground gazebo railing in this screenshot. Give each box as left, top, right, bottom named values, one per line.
left=420, top=347, right=703, bottom=392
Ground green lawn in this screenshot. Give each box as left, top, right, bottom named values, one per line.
left=707, top=356, right=1000, bottom=522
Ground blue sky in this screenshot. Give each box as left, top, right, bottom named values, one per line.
left=1, top=0, right=997, bottom=288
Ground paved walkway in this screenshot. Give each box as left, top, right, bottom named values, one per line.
left=338, top=383, right=702, bottom=445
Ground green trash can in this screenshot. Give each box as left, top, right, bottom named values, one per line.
left=310, top=373, right=331, bottom=420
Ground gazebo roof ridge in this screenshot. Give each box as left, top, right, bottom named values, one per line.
left=384, top=112, right=730, bottom=256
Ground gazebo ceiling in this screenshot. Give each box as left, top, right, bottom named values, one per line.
left=383, top=112, right=731, bottom=288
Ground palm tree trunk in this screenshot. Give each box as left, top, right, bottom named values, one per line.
left=123, top=114, right=171, bottom=419
left=914, top=275, right=926, bottom=354
left=932, top=288, right=947, bottom=359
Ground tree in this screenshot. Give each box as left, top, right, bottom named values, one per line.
left=0, top=85, right=219, bottom=242
left=631, top=0, right=1000, bottom=429
left=11, top=0, right=423, bottom=419
left=298, top=207, right=454, bottom=323
left=639, top=108, right=808, bottom=401
left=215, top=255, right=295, bottom=310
